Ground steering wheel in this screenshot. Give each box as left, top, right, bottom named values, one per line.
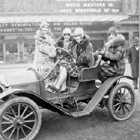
left=56, top=47, right=74, bottom=62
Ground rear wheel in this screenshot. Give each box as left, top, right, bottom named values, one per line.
left=108, top=82, right=135, bottom=121
left=0, top=97, right=42, bottom=140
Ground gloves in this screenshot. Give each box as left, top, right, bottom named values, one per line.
left=76, top=56, right=88, bottom=65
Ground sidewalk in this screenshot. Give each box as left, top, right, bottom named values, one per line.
left=0, top=63, right=33, bottom=69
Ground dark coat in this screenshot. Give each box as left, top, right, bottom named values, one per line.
left=64, top=34, right=95, bottom=77
left=70, top=34, right=94, bottom=67
left=99, top=34, right=126, bottom=82
left=127, top=45, right=139, bottom=78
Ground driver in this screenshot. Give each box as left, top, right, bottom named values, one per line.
left=48, top=28, right=94, bottom=93
left=98, top=26, right=126, bottom=82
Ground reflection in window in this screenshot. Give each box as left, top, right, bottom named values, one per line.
left=24, top=43, right=35, bottom=54
left=5, top=42, right=18, bottom=54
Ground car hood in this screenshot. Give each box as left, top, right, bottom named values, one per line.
left=3, top=69, right=38, bottom=86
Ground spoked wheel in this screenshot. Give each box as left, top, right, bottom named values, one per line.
left=0, top=97, right=42, bottom=140
left=108, top=82, right=135, bottom=121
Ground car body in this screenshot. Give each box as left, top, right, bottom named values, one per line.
left=0, top=51, right=136, bottom=140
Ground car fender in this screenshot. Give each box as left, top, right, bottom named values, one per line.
left=72, top=75, right=134, bottom=117
left=0, top=88, right=72, bottom=117
left=85, top=75, right=134, bottom=111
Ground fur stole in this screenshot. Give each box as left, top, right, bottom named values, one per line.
left=104, top=34, right=125, bottom=51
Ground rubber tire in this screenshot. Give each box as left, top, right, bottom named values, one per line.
left=0, top=97, right=42, bottom=140
left=108, top=82, right=135, bottom=121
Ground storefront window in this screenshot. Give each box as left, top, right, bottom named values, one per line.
left=5, top=41, right=18, bottom=63
left=5, top=42, right=18, bottom=54
left=24, top=43, right=35, bottom=54
left=24, top=42, right=35, bottom=63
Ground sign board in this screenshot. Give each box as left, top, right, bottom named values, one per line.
left=0, top=21, right=113, bottom=33
left=0, top=0, right=123, bottom=14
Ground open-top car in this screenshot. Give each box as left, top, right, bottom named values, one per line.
left=0, top=47, right=136, bottom=140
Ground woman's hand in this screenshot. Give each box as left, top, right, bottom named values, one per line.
left=99, top=50, right=105, bottom=55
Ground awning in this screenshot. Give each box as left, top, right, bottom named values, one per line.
left=0, top=15, right=129, bottom=23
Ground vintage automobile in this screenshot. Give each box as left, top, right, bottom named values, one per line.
left=0, top=48, right=136, bottom=140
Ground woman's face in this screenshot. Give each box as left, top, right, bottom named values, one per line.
left=64, top=34, right=71, bottom=41
left=108, top=33, right=116, bottom=41
left=74, top=34, right=83, bottom=43
left=42, top=25, right=49, bottom=34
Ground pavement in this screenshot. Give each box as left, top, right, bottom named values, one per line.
left=0, top=63, right=33, bottom=69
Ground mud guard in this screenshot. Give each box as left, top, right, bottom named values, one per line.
left=71, top=75, right=134, bottom=117
left=0, top=88, right=72, bottom=117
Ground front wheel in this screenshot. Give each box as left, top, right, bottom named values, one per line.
left=0, top=97, right=42, bottom=140
left=108, top=82, right=135, bottom=121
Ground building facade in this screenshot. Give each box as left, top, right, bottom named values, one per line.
left=0, top=0, right=139, bottom=63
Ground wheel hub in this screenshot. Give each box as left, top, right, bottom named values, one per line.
left=14, top=118, right=24, bottom=128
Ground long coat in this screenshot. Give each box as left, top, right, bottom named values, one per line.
left=127, top=45, right=139, bottom=78
left=33, top=30, right=56, bottom=79
left=98, top=34, right=126, bottom=82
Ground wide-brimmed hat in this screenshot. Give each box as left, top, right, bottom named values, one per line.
left=133, top=37, right=139, bottom=43
left=40, top=20, right=49, bottom=29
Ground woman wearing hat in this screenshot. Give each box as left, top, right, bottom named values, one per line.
left=128, top=36, right=139, bottom=89
left=56, top=28, right=73, bottom=51
left=97, top=26, right=126, bottom=82
left=48, top=28, right=94, bottom=93
left=33, top=20, right=56, bottom=82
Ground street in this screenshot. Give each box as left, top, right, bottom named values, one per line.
left=0, top=62, right=140, bottom=140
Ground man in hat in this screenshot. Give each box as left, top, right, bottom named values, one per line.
left=128, top=36, right=139, bottom=89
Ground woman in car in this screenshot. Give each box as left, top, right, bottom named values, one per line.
left=48, top=28, right=94, bottom=93
left=98, top=26, right=126, bottom=82
left=56, top=28, right=73, bottom=51
left=53, top=28, right=73, bottom=92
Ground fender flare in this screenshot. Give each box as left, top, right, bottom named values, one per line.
left=72, top=75, right=134, bottom=117
left=85, top=75, right=134, bottom=113
left=0, top=88, right=72, bottom=117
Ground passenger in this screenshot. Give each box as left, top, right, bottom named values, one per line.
left=98, top=26, right=126, bottom=82
left=48, top=28, right=94, bottom=93
left=53, top=28, right=73, bottom=90
left=33, top=20, right=56, bottom=83
left=56, top=28, right=73, bottom=52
